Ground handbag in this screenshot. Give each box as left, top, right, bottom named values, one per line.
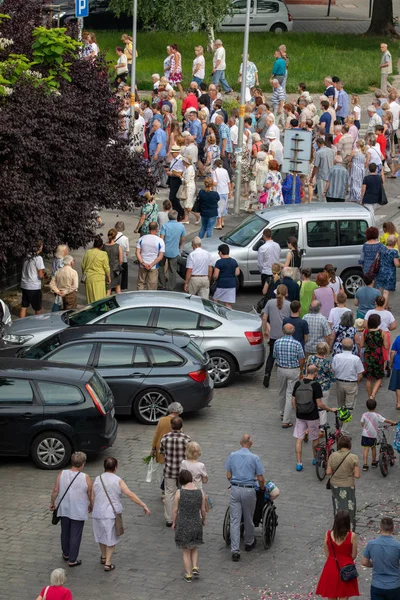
left=258, top=191, right=268, bottom=205
left=177, top=183, right=187, bottom=200
left=326, top=451, right=351, bottom=490
left=378, top=184, right=388, bottom=206
left=100, top=475, right=124, bottom=536
left=192, top=193, right=201, bottom=214
left=210, top=279, right=218, bottom=296
left=329, top=535, right=359, bottom=581
left=81, top=251, right=98, bottom=284
left=368, top=250, right=381, bottom=278
left=52, top=472, right=81, bottom=525
left=205, top=495, right=213, bottom=512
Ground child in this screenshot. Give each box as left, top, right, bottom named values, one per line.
left=361, top=398, right=396, bottom=471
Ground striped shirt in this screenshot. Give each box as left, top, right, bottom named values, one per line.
left=272, top=85, right=286, bottom=109
left=273, top=335, right=304, bottom=368
left=326, top=164, right=349, bottom=200
left=337, top=133, right=353, bottom=161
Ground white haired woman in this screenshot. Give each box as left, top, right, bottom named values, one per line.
left=36, top=568, right=72, bottom=600
left=51, top=244, right=69, bottom=312
left=49, top=255, right=79, bottom=310
left=92, top=457, right=150, bottom=571
left=181, top=442, right=208, bottom=489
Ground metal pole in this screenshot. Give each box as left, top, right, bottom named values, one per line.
left=327, top=0, right=332, bottom=17
left=130, top=0, right=138, bottom=127
left=291, top=172, right=297, bottom=204
left=233, top=0, right=251, bottom=215
left=369, top=0, right=373, bottom=18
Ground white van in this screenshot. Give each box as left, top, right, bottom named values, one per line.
left=219, top=0, right=293, bottom=33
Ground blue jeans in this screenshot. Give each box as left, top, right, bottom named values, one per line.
left=212, top=70, right=232, bottom=93
left=199, top=216, right=217, bottom=238
left=192, top=75, right=203, bottom=86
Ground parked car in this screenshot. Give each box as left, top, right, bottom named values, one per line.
left=49, top=0, right=132, bottom=28
left=178, top=204, right=375, bottom=298
left=2, top=293, right=265, bottom=387
left=219, top=0, right=293, bottom=33
left=0, top=358, right=117, bottom=469
left=3, top=326, right=214, bottom=424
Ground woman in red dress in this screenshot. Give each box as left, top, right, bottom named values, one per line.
left=316, top=510, right=360, bottom=600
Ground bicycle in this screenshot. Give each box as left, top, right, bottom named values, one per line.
left=315, top=411, right=343, bottom=481
left=377, top=424, right=397, bottom=477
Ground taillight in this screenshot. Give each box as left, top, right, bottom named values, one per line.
left=188, top=369, right=208, bottom=383
left=288, top=11, right=292, bottom=21
left=245, top=331, right=263, bottom=345
left=86, top=383, right=106, bottom=415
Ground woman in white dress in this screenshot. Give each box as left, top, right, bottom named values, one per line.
left=92, top=457, right=150, bottom=572
left=212, top=159, right=232, bottom=229
left=181, top=156, right=197, bottom=224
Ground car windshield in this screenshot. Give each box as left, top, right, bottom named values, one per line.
left=19, top=334, right=62, bottom=359
left=67, top=296, right=119, bottom=326
left=220, top=213, right=267, bottom=247
left=202, top=299, right=229, bottom=319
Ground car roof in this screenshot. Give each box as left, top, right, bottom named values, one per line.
left=0, top=358, right=94, bottom=383
left=115, top=291, right=204, bottom=309
left=59, top=325, right=191, bottom=348
left=256, top=203, right=372, bottom=221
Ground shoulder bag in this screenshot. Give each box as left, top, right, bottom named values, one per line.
left=43, top=586, right=49, bottom=600
left=177, top=181, right=187, bottom=200
left=378, top=184, right=388, bottom=206
left=100, top=475, right=124, bottom=536
left=192, top=192, right=201, bottom=214
left=329, top=534, right=359, bottom=581
left=52, top=471, right=81, bottom=525
left=326, top=451, right=351, bottom=490
left=81, top=251, right=99, bottom=284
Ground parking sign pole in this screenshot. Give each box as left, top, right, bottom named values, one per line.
left=233, top=0, right=251, bottom=215
left=130, top=0, right=138, bottom=127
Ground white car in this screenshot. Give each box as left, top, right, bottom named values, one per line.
left=219, top=0, right=293, bottom=33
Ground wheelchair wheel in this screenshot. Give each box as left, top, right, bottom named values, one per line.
left=262, top=503, right=277, bottom=549
left=223, top=506, right=231, bottom=545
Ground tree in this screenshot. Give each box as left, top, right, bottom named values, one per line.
left=109, top=0, right=232, bottom=50
left=366, top=0, right=399, bottom=37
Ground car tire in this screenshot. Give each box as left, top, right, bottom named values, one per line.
left=31, top=431, right=72, bottom=470
left=133, top=388, right=172, bottom=425
left=270, top=23, right=288, bottom=33
left=208, top=350, right=236, bottom=388
left=342, top=269, right=364, bottom=299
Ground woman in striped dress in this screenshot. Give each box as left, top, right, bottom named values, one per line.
left=348, top=139, right=366, bottom=203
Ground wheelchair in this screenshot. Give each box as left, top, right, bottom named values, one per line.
left=222, top=488, right=278, bottom=550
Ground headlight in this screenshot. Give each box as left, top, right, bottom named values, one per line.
left=53, top=11, right=66, bottom=19
left=2, top=334, right=34, bottom=345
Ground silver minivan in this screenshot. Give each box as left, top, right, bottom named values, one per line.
left=179, top=204, right=376, bottom=298
left=219, top=0, right=293, bottom=33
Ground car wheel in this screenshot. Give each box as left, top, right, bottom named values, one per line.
left=208, top=351, right=236, bottom=387
left=342, top=269, right=364, bottom=298
left=133, top=388, right=172, bottom=425
left=31, top=431, right=72, bottom=470
left=270, top=23, right=288, bottom=33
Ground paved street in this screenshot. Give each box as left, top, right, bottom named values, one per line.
left=2, top=184, right=400, bottom=599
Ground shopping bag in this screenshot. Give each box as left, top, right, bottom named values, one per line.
left=145, top=458, right=158, bottom=483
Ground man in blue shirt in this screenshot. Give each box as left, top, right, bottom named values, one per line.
left=336, top=81, right=349, bottom=123
left=319, top=100, right=332, bottom=133
left=149, top=120, right=167, bottom=188
left=185, top=111, right=203, bottom=144
left=362, top=517, right=400, bottom=599
left=159, top=211, right=186, bottom=290
left=225, top=435, right=265, bottom=561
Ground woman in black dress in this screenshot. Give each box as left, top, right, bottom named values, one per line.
left=172, top=470, right=206, bottom=583
left=281, top=236, right=301, bottom=280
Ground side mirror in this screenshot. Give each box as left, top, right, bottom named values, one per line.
left=252, top=239, right=264, bottom=252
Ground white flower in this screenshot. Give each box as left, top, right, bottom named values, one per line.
left=1, top=86, right=13, bottom=96
left=0, top=36, right=14, bottom=50
left=25, top=70, right=43, bottom=79
left=348, top=500, right=354, bottom=510
left=339, top=489, right=347, bottom=499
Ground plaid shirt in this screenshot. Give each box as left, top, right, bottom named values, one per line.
left=159, top=431, right=191, bottom=479
left=273, top=335, right=304, bottom=368
left=303, top=313, right=332, bottom=353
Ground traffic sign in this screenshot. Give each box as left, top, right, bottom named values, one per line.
left=282, top=129, right=312, bottom=175
left=75, top=0, right=89, bottom=18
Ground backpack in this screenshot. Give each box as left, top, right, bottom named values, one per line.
left=393, top=423, right=400, bottom=454
left=294, top=380, right=315, bottom=415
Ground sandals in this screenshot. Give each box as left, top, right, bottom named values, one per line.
left=68, top=560, right=82, bottom=568
left=100, top=556, right=106, bottom=564
left=371, top=461, right=379, bottom=468
left=104, top=564, right=115, bottom=572
left=363, top=464, right=369, bottom=471
left=282, top=422, right=293, bottom=429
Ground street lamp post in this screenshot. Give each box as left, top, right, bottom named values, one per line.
left=130, top=0, right=138, bottom=126
left=233, top=0, right=251, bottom=215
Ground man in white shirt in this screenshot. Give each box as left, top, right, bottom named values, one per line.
left=257, top=228, right=281, bottom=289
left=115, top=221, right=130, bottom=291
left=136, top=222, right=165, bottom=290
left=332, top=338, right=364, bottom=426
left=229, top=117, right=238, bottom=147
left=366, top=106, right=382, bottom=135
left=181, top=132, right=199, bottom=164
left=265, top=115, right=280, bottom=143
left=184, top=237, right=213, bottom=299
left=212, top=39, right=232, bottom=94
left=20, top=240, right=45, bottom=318
left=267, top=133, right=283, bottom=166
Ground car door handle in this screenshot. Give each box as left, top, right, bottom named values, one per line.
left=23, top=412, right=33, bottom=419
left=130, top=372, right=145, bottom=378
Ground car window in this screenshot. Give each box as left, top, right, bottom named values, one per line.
left=38, top=382, right=84, bottom=405
left=147, top=346, right=184, bottom=367
left=221, top=214, right=267, bottom=247
left=339, top=220, right=368, bottom=246
left=271, top=222, right=299, bottom=247
left=67, top=296, right=119, bottom=326
left=307, top=220, right=338, bottom=248
left=257, top=0, right=279, bottom=12
left=49, top=344, right=94, bottom=365
left=232, top=0, right=254, bottom=12
left=185, top=341, right=206, bottom=363
left=157, top=308, right=199, bottom=330
left=0, top=378, right=33, bottom=404
left=133, top=346, right=150, bottom=368
left=199, top=315, right=221, bottom=330
left=201, top=299, right=229, bottom=319
left=20, top=334, right=62, bottom=359
left=103, top=307, right=152, bottom=326
left=97, top=344, right=134, bottom=367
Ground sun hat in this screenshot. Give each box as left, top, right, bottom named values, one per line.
left=267, top=132, right=276, bottom=139
left=170, top=145, right=181, bottom=152
left=182, top=156, right=192, bottom=164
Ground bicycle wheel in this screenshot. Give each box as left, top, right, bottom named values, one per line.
left=379, top=451, right=389, bottom=477
left=315, top=448, right=327, bottom=481
left=223, top=506, right=231, bottom=545
left=262, top=503, right=277, bottom=549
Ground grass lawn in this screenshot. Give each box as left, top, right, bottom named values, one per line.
left=95, top=30, right=398, bottom=94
